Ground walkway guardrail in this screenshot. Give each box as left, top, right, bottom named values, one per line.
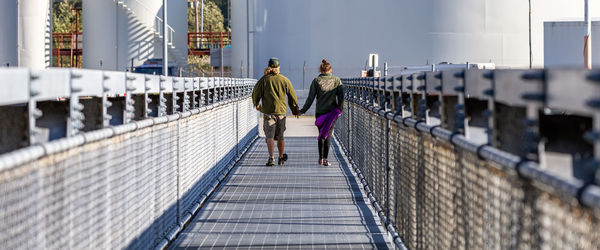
left=0, top=69, right=259, bottom=249
left=335, top=68, right=600, bottom=249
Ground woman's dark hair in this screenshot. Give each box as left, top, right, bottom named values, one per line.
left=320, top=59, right=332, bottom=73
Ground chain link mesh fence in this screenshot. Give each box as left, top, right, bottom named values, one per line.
left=0, top=97, right=258, bottom=250
left=335, top=101, right=600, bottom=250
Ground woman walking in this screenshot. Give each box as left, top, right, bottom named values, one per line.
left=300, top=59, right=344, bottom=166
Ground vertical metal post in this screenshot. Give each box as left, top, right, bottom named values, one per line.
left=102, top=73, right=112, bottom=126
left=193, top=78, right=199, bottom=109
left=221, top=48, right=224, bottom=77
left=69, top=72, right=84, bottom=135
left=384, top=62, right=388, bottom=76
left=529, top=0, right=532, bottom=69
left=159, top=76, right=167, bottom=116
left=303, top=60, right=306, bottom=90
left=372, top=68, right=376, bottom=107
left=28, top=73, right=40, bottom=145
left=585, top=0, right=592, bottom=70
left=163, top=0, right=168, bottom=77
left=125, top=74, right=136, bottom=123
left=384, top=105, right=391, bottom=218
left=144, top=76, right=151, bottom=118
left=201, top=0, right=204, bottom=33
left=183, top=79, right=190, bottom=112
left=194, top=1, right=200, bottom=49
left=246, top=0, right=250, bottom=78
left=172, top=78, right=180, bottom=113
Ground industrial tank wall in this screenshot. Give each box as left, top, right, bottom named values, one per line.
left=0, top=0, right=51, bottom=69
left=232, top=0, right=254, bottom=78
left=168, top=0, right=188, bottom=65
left=0, top=1, right=18, bottom=67
left=83, top=0, right=187, bottom=71
left=233, top=0, right=598, bottom=90
left=82, top=0, right=118, bottom=69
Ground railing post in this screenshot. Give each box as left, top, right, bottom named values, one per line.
left=144, top=75, right=151, bottom=118
left=68, top=71, right=84, bottom=135
left=173, top=78, right=180, bottom=113
left=159, top=76, right=167, bottom=116
left=385, top=106, right=391, bottom=218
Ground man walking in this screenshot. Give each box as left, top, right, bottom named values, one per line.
left=252, top=57, right=299, bottom=166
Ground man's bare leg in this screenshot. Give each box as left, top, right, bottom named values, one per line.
left=277, top=139, right=285, bottom=158
left=266, top=138, right=275, bottom=158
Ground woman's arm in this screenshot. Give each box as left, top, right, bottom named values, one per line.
left=336, top=80, right=344, bottom=110
left=300, top=80, right=317, bottom=114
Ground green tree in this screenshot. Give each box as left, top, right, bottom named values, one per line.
left=52, top=0, right=81, bottom=33
left=211, top=0, right=229, bottom=28
left=188, top=0, right=225, bottom=32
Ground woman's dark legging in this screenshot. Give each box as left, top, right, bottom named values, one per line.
left=318, top=136, right=331, bottom=160
left=316, top=113, right=335, bottom=159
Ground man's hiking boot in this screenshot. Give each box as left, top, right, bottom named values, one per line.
left=266, top=157, right=275, bottom=166
left=278, top=153, right=288, bottom=165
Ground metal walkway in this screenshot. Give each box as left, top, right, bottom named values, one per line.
left=170, top=137, right=392, bottom=249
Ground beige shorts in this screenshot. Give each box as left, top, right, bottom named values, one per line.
left=263, top=114, right=286, bottom=140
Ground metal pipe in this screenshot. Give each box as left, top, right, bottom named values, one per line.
left=195, top=1, right=199, bottom=48
left=529, top=0, right=532, bottom=69
left=302, top=60, right=306, bottom=89
left=246, top=0, right=250, bottom=78
left=163, top=0, right=168, bottom=76
left=585, top=0, right=592, bottom=69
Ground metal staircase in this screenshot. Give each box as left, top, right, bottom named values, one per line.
left=113, top=0, right=188, bottom=67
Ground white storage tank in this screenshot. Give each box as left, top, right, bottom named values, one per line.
left=83, top=0, right=188, bottom=71
left=0, top=0, right=51, bottom=69
left=233, top=0, right=599, bottom=89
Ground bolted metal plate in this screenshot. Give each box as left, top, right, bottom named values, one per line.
left=172, top=77, right=185, bottom=92
left=465, top=69, right=493, bottom=100
left=425, top=71, right=441, bottom=95
left=125, top=72, right=146, bottom=94
left=160, top=76, right=173, bottom=93
left=546, top=68, right=600, bottom=116
left=441, top=69, right=463, bottom=96
left=102, top=71, right=126, bottom=95
left=71, top=69, right=104, bottom=97
left=199, top=77, right=208, bottom=89
left=401, top=74, right=411, bottom=93
left=30, top=68, right=71, bottom=101
left=193, top=78, right=200, bottom=91
left=393, top=75, right=403, bottom=93
left=0, top=68, right=29, bottom=105
left=494, top=69, right=544, bottom=107
left=184, top=78, right=194, bottom=91
left=208, top=78, right=216, bottom=88
left=413, top=73, right=425, bottom=96
left=145, top=75, right=160, bottom=94
left=385, top=76, right=395, bottom=93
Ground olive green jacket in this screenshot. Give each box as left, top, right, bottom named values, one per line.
left=300, top=73, right=344, bottom=115
left=252, top=73, right=299, bottom=115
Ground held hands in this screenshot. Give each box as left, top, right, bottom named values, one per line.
left=294, top=108, right=301, bottom=119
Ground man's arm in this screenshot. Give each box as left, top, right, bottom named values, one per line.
left=252, top=79, right=262, bottom=110
left=286, top=79, right=299, bottom=115
left=300, top=80, right=316, bottom=114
